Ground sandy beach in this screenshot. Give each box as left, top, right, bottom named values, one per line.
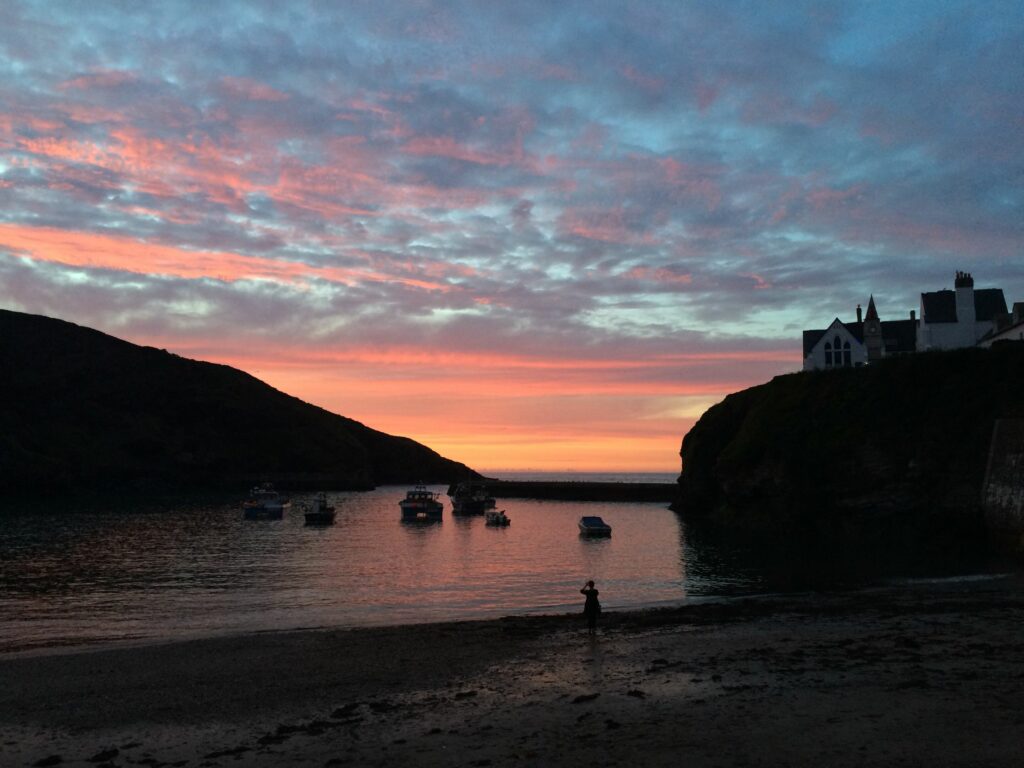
left=2, top=576, right=1023, bottom=767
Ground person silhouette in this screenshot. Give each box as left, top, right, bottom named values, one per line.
left=580, top=580, right=601, bottom=634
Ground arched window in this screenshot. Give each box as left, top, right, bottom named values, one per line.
left=843, top=340, right=852, bottom=367
left=824, top=341, right=832, bottom=366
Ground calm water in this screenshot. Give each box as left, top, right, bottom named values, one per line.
left=0, top=484, right=705, bottom=655
left=1, top=478, right=1003, bottom=655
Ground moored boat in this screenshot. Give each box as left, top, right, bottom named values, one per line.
left=243, top=483, right=291, bottom=520
left=449, top=482, right=497, bottom=515
left=578, top=515, right=612, bottom=537
left=484, top=509, right=510, bottom=527
left=400, top=485, right=443, bottom=521
left=303, top=491, right=336, bottom=525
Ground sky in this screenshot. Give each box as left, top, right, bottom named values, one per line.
left=1, top=1, right=1022, bottom=473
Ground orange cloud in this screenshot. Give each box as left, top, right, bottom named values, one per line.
left=0, top=223, right=453, bottom=291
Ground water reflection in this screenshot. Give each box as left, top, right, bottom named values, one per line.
left=0, top=489, right=687, bottom=653
left=10, top=490, right=999, bottom=655
left=678, top=514, right=1005, bottom=596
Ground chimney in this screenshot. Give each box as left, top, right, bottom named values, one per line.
left=954, top=270, right=975, bottom=324
left=856, top=304, right=862, bottom=323
left=910, top=309, right=916, bottom=322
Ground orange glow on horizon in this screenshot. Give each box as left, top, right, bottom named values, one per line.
left=107, top=332, right=796, bottom=473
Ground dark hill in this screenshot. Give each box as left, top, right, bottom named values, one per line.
left=673, top=345, right=1024, bottom=549
left=0, top=309, right=479, bottom=495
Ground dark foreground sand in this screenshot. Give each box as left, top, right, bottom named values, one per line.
left=2, top=577, right=1023, bottom=767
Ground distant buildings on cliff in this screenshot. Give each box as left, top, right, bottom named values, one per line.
left=803, top=271, right=1024, bottom=371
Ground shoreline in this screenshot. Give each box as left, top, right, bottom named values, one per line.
left=9, top=570, right=1008, bottom=661
left=3, top=575, right=1023, bottom=766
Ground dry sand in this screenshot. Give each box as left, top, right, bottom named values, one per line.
left=2, top=576, right=1024, bottom=767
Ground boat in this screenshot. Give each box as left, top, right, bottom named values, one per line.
left=303, top=492, right=336, bottom=525
left=484, top=509, right=510, bottom=527
left=449, top=482, right=497, bottom=515
left=243, top=483, right=291, bottom=520
left=578, top=515, right=612, bottom=537
left=399, top=485, right=443, bottom=521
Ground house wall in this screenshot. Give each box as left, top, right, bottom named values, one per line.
left=919, top=318, right=994, bottom=350
left=918, top=286, right=993, bottom=350
left=803, top=324, right=868, bottom=371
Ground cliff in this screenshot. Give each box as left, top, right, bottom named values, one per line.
left=0, top=309, right=479, bottom=495
left=673, top=345, right=1024, bottom=548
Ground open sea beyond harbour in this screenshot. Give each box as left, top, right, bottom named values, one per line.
left=0, top=472, right=999, bottom=655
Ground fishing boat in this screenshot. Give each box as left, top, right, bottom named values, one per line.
left=243, top=483, right=291, bottom=520
left=399, top=485, right=443, bottom=521
left=484, top=509, right=510, bottom=527
left=449, top=482, right=497, bottom=515
left=578, top=515, right=612, bottom=537
left=303, top=492, right=336, bottom=525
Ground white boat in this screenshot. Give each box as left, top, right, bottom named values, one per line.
left=485, top=509, right=510, bottom=527
left=243, top=483, right=291, bottom=520
left=400, top=485, right=443, bottom=521
left=578, top=515, right=611, bottom=537
left=303, top=492, right=336, bottom=525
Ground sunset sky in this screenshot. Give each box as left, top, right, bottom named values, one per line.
left=1, top=1, right=1022, bottom=472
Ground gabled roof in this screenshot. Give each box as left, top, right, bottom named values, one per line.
left=975, top=289, right=1008, bottom=321
left=921, top=288, right=1007, bottom=323
left=802, top=318, right=863, bottom=357
left=921, top=290, right=956, bottom=322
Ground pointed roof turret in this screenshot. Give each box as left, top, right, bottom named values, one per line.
left=865, top=295, right=879, bottom=322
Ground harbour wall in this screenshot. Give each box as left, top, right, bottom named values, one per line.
left=451, top=481, right=678, bottom=504
left=983, top=418, right=1024, bottom=554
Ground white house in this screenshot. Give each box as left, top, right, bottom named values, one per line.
left=802, top=296, right=916, bottom=371
left=979, top=302, right=1024, bottom=348
left=803, top=272, right=1014, bottom=371
left=917, top=271, right=1008, bottom=351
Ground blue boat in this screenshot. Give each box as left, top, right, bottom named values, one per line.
left=578, top=515, right=612, bottom=537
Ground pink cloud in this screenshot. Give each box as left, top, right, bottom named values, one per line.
left=559, top=208, right=657, bottom=245
left=219, top=76, right=291, bottom=102
left=58, top=70, right=138, bottom=90
left=623, top=266, right=693, bottom=285
left=0, top=223, right=457, bottom=292
left=621, top=64, right=665, bottom=94
left=402, top=135, right=512, bottom=166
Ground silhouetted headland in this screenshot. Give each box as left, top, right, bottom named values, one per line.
left=673, top=344, right=1024, bottom=556
left=0, top=309, right=479, bottom=497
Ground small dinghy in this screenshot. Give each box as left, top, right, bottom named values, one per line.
left=485, top=509, right=510, bottom=527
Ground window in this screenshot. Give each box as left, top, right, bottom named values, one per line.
left=824, top=335, right=853, bottom=368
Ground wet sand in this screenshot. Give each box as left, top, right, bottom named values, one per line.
left=2, top=576, right=1023, bottom=767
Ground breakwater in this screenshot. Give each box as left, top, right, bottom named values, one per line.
left=983, top=418, right=1024, bottom=554
left=453, top=480, right=678, bottom=503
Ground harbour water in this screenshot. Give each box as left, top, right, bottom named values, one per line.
left=0, top=475, right=1000, bottom=655
left=2, top=483, right=692, bottom=655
